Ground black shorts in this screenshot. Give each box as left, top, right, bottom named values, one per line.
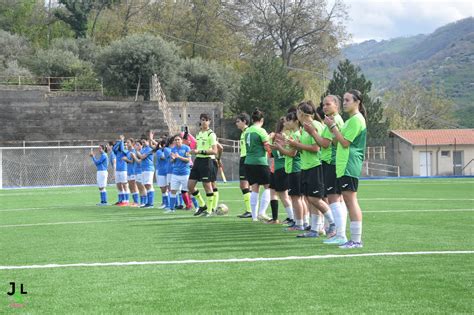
left=287, top=172, right=301, bottom=196
left=270, top=168, right=289, bottom=192
left=245, top=164, right=270, bottom=186
left=239, top=156, right=247, bottom=181
left=337, top=176, right=359, bottom=192
left=189, top=158, right=216, bottom=183
left=322, top=162, right=338, bottom=196
left=301, top=165, right=325, bottom=198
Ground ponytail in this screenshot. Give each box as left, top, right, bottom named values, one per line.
left=348, top=89, right=366, bottom=119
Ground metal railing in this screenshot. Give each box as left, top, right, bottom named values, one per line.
left=0, top=76, right=103, bottom=93
left=150, top=74, right=179, bottom=135
left=363, top=161, right=400, bottom=177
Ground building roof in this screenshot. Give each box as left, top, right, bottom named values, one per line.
left=390, top=129, right=474, bottom=146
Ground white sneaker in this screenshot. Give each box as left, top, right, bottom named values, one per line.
left=164, top=209, right=175, bottom=214
left=257, top=214, right=272, bottom=222
left=159, top=204, right=167, bottom=209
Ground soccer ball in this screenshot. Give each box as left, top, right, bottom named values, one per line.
left=215, top=204, right=229, bottom=215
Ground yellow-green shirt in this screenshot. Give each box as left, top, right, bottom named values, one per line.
left=321, top=114, right=344, bottom=165
left=196, top=129, right=217, bottom=158
left=240, top=127, right=248, bottom=157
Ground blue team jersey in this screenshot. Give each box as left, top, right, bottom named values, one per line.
left=140, top=146, right=154, bottom=172
left=165, top=147, right=173, bottom=174
left=156, top=149, right=168, bottom=176
left=109, top=151, right=116, bottom=170
left=113, top=141, right=128, bottom=172
left=92, top=152, right=108, bottom=171
left=126, top=149, right=136, bottom=175
left=134, top=154, right=142, bottom=175
left=171, top=145, right=191, bottom=176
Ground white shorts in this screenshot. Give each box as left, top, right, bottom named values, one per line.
left=115, top=171, right=128, bottom=184
left=156, top=173, right=168, bottom=187
left=128, top=174, right=136, bottom=181
left=170, top=174, right=189, bottom=192
left=142, top=171, right=154, bottom=185
left=97, top=171, right=108, bottom=188
left=135, top=173, right=143, bottom=183
left=166, top=173, right=172, bottom=185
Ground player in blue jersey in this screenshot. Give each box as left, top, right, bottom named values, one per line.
left=112, top=135, right=129, bottom=206
left=166, top=134, right=191, bottom=213
left=107, top=141, right=118, bottom=203
left=154, top=138, right=170, bottom=209
left=123, top=138, right=139, bottom=207
left=135, top=138, right=155, bottom=208
left=90, top=144, right=109, bottom=205
left=131, top=140, right=147, bottom=207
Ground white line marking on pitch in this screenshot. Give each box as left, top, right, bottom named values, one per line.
left=0, top=209, right=472, bottom=228
left=0, top=251, right=472, bottom=270
left=0, top=215, right=196, bottom=228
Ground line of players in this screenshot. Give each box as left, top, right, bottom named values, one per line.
left=234, top=90, right=367, bottom=248
left=90, top=113, right=225, bottom=215
left=91, top=89, right=367, bottom=248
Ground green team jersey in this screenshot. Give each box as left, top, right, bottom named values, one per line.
left=196, top=129, right=217, bottom=158
left=321, top=114, right=344, bottom=165
left=300, top=120, right=324, bottom=170
left=244, top=124, right=269, bottom=166
left=239, top=127, right=248, bottom=157
left=336, top=113, right=367, bottom=178
left=284, top=130, right=301, bottom=174
left=270, top=138, right=285, bottom=171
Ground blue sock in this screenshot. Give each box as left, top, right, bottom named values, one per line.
left=125, top=193, right=129, bottom=202
left=162, top=193, right=168, bottom=206
left=147, top=191, right=154, bottom=206
left=170, top=194, right=177, bottom=210
left=140, top=195, right=146, bottom=205
left=100, top=191, right=107, bottom=203
left=118, top=193, right=123, bottom=202
left=176, top=194, right=182, bottom=206
left=192, top=196, right=198, bottom=208
left=133, top=193, right=139, bottom=204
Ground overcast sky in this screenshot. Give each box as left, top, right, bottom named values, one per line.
left=340, top=0, right=473, bottom=43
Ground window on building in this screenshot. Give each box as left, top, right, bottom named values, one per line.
left=441, top=151, right=450, bottom=157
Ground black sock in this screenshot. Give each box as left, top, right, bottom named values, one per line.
left=270, top=200, right=278, bottom=220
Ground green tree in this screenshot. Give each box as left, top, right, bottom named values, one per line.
left=54, top=0, right=92, bottom=38
left=179, top=57, right=240, bottom=104
left=326, top=59, right=389, bottom=146
left=94, top=33, right=183, bottom=99
left=233, top=57, right=304, bottom=130
left=384, top=82, right=458, bottom=130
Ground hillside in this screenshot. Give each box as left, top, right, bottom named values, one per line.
left=342, top=17, right=474, bottom=127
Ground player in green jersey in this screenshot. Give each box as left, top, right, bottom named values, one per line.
left=289, top=101, right=336, bottom=238
left=273, top=111, right=305, bottom=231
left=235, top=113, right=253, bottom=218
left=244, top=109, right=272, bottom=221
left=268, top=117, right=293, bottom=224
left=188, top=113, right=218, bottom=217
left=303, top=96, right=348, bottom=244
left=325, top=90, right=367, bottom=249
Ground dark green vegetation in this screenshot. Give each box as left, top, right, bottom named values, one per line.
left=343, top=18, right=474, bottom=127
left=1, top=178, right=473, bottom=313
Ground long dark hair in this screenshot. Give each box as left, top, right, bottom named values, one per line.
left=275, top=116, right=285, bottom=134
left=347, top=89, right=366, bottom=119
left=251, top=108, right=264, bottom=122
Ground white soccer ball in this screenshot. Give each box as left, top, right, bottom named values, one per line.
left=215, top=203, right=229, bottom=215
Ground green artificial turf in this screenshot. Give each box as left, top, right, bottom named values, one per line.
left=0, top=178, right=473, bottom=313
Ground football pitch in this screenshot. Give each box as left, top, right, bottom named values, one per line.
left=1, top=178, right=473, bottom=313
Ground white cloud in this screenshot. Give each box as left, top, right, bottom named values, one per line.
left=344, top=0, right=473, bottom=43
